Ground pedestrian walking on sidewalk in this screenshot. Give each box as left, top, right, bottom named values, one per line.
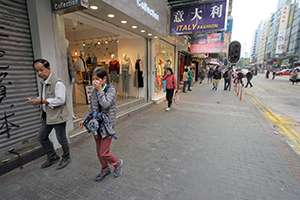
left=245, top=69, right=253, bottom=88
left=198, top=68, right=205, bottom=84
left=223, top=67, right=231, bottom=90
left=207, top=68, right=213, bottom=84
left=237, top=69, right=244, bottom=87
left=78, top=67, right=123, bottom=181
left=187, top=68, right=193, bottom=91
left=26, top=59, right=71, bottom=170
left=290, top=69, right=299, bottom=85
left=212, top=66, right=221, bottom=90
left=162, top=68, right=177, bottom=111
left=182, top=68, right=188, bottom=93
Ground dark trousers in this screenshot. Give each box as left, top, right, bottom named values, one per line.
left=245, top=78, right=253, bottom=87
left=183, top=81, right=187, bottom=92
left=237, top=78, right=244, bottom=86
left=38, top=117, right=70, bottom=160
left=166, top=89, right=175, bottom=108
left=224, top=79, right=230, bottom=90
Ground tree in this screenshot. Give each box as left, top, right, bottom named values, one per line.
left=236, top=57, right=250, bottom=68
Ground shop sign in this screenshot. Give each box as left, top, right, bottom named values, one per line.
left=170, top=0, right=228, bottom=35
left=226, top=19, right=233, bottom=32
left=51, top=0, right=89, bottom=14
left=192, top=57, right=204, bottom=62
left=273, top=62, right=279, bottom=64
left=136, top=0, right=159, bottom=21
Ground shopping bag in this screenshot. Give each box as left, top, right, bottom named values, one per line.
left=173, top=90, right=179, bottom=105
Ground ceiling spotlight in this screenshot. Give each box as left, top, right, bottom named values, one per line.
left=132, top=26, right=137, bottom=28
left=141, top=30, right=145, bottom=32
left=83, top=41, right=85, bottom=46
left=90, top=6, right=98, bottom=10
left=148, top=33, right=152, bottom=36
left=108, top=14, right=115, bottom=18
left=121, top=20, right=127, bottom=23
left=154, top=36, right=158, bottom=38
left=97, top=40, right=100, bottom=45
left=105, top=38, right=108, bottom=44
left=74, top=50, right=78, bottom=55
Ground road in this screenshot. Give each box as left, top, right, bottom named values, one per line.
left=243, top=73, right=300, bottom=155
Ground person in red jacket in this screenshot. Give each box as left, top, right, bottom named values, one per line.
left=162, top=68, right=177, bottom=111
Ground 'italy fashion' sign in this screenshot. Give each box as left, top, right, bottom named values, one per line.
left=170, top=0, right=228, bottom=35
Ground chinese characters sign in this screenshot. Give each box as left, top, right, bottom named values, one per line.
left=170, top=0, right=228, bottom=35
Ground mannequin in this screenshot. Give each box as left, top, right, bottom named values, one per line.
left=120, top=54, right=132, bottom=97
left=156, top=59, right=163, bottom=90
left=133, top=53, right=144, bottom=98
left=66, top=39, right=77, bottom=119
left=164, top=59, right=172, bottom=75
left=91, top=53, right=97, bottom=64
left=109, top=54, right=120, bottom=87
left=75, top=51, right=87, bottom=81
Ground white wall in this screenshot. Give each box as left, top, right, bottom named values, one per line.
left=118, top=38, right=147, bottom=98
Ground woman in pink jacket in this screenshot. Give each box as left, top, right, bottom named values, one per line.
left=162, top=68, right=177, bottom=111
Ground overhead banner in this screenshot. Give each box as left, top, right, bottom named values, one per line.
left=170, top=0, right=228, bottom=35
left=191, top=33, right=224, bottom=54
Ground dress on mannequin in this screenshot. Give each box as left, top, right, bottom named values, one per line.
left=75, top=51, right=88, bottom=81
left=133, top=59, right=144, bottom=88
left=91, top=53, right=97, bottom=64
left=156, top=60, right=163, bottom=90
left=109, top=54, right=120, bottom=86
left=120, top=54, right=132, bottom=97
left=134, top=54, right=144, bottom=98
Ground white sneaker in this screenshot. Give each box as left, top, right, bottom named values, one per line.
left=166, top=107, right=170, bottom=111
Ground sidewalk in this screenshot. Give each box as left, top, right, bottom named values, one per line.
left=1, top=81, right=300, bottom=200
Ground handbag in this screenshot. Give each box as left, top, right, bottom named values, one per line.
left=83, top=85, right=111, bottom=132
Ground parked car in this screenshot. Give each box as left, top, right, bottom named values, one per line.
left=276, top=69, right=292, bottom=76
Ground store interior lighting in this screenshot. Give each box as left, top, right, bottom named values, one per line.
left=108, top=14, right=114, bottom=18
left=90, top=5, right=98, bottom=10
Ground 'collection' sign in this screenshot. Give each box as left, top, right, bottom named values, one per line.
left=51, top=0, right=89, bottom=14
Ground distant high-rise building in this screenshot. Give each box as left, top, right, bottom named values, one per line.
left=277, top=0, right=292, bottom=11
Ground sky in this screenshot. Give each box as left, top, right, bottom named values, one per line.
left=231, top=0, right=277, bottom=57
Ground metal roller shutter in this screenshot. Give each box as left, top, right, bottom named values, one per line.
left=0, top=0, right=40, bottom=155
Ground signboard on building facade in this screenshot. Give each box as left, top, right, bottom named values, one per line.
left=275, top=5, right=290, bottom=54
left=51, top=0, right=89, bottom=14
left=170, top=0, right=228, bottom=35
left=190, top=33, right=224, bottom=54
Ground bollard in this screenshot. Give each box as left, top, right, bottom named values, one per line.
left=236, top=84, right=239, bottom=96
left=240, top=88, right=243, bottom=100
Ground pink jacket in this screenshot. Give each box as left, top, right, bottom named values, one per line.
left=163, top=74, right=177, bottom=90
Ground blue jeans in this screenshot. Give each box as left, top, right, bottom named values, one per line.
left=188, top=80, right=192, bottom=90
left=38, top=118, right=70, bottom=160
left=183, top=81, right=187, bottom=92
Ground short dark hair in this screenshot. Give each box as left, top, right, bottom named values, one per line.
left=92, top=67, right=107, bottom=79
left=184, top=68, right=188, bottom=72
left=166, top=67, right=173, bottom=74
left=33, top=59, right=50, bottom=68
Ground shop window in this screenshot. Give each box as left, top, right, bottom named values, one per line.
left=154, top=40, right=174, bottom=95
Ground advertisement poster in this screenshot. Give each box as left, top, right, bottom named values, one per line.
left=170, top=0, right=228, bottom=35
left=191, top=33, right=224, bottom=54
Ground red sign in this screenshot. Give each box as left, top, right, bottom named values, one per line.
left=206, top=57, right=212, bottom=60
left=274, top=62, right=279, bottom=64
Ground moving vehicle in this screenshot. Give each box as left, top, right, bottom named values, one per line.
left=276, top=69, right=292, bottom=76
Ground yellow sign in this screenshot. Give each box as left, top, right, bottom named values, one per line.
left=192, top=57, right=204, bottom=62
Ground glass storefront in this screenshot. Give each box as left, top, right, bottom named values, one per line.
left=154, top=40, right=174, bottom=96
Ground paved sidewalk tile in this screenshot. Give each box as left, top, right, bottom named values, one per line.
left=1, top=82, right=300, bottom=200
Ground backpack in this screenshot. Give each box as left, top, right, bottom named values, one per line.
left=223, top=71, right=228, bottom=79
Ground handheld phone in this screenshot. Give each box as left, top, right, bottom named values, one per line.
left=27, top=97, right=32, bottom=100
